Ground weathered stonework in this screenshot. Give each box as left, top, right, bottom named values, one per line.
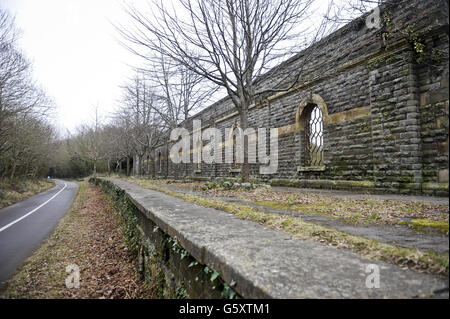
left=96, top=178, right=230, bottom=298
left=94, top=178, right=448, bottom=298
left=143, top=0, right=449, bottom=196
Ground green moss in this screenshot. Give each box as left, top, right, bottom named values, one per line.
left=268, top=179, right=298, bottom=187
left=336, top=161, right=349, bottom=171
left=409, top=218, right=449, bottom=234
left=399, top=182, right=421, bottom=190
left=253, top=200, right=291, bottom=210
left=341, top=180, right=375, bottom=188
left=252, top=199, right=384, bottom=226
left=269, top=178, right=376, bottom=189
left=397, top=176, right=416, bottom=184
left=367, top=56, right=388, bottom=70
left=253, top=200, right=330, bottom=216
left=421, top=183, right=449, bottom=192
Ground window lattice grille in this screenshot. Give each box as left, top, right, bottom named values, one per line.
left=305, top=106, right=324, bottom=166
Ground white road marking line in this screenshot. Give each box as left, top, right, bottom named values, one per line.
left=0, top=183, right=67, bottom=233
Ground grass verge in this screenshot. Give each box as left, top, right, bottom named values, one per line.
left=134, top=178, right=449, bottom=233
left=0, top=178, right=55, bottom=210
left=126, top=177, right=449, bottom=278
left=0, top=181, right=153, bottom=299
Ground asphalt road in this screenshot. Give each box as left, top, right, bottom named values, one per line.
left=0, top=179, right=78, bottom=286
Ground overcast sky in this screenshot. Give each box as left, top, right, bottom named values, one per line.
left=0, top=0, right=360, bottom=136
left=1, top=0, right=139, bottom=135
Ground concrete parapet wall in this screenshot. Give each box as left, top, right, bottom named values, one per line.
left=94, top=177, right=448, bottom=299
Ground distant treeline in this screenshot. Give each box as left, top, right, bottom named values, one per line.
left=0, top=10, right=55, bottom=179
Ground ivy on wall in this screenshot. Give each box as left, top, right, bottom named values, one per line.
left=374, top=10, right=444, bottom=65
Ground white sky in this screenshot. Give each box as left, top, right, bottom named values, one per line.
left=1, top=0, right=139, bottom=135
left=0, top=0, right=360, bottom=136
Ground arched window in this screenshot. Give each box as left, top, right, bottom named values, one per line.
left=296, top=94, right=328, bottom=171
left=304, top=105, right=324, bottom=166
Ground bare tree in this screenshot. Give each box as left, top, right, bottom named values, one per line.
left=117, top=0, right=325, bottom=181
left=1, top=112, right=56, bottom=179
left=0, top=9, right=55, bottom=179
left=113, top=115, right=134, bottom=176
left=117, top=74, right=164, bottom=176
left=139, top=52, right=218, bottom=128
left=100, top=124, right=124, bottom=175
left=70, top=106, right=104, bottom=179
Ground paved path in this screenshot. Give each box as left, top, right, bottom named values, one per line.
left=0, top=179, right=78, bottom=286
left=105, top=178, right=449, bottom=298
left=158, top=184, right=449, bottom=253
left=272, top=186, right=449, bottom=206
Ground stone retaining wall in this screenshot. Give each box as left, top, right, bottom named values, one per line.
left=95, top=177, right=238, bottom=298
left=94, top=177, right=448, bottom=299
left=141, top=0, right=449, bottom=196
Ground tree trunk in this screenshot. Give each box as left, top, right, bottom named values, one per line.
left=166, top=145, right=169, bottom=178
left=126, top=156, right=130, bottom=176
left=240, top=108, right=250, bottom=182
left=115, top=160, right=120, bottom=174
left=152, top=154, right=156, bottom=178
left=138, top=154, right=143, bottom=176
left=93, top=160, right=97, bottom=179
left=10, top=161, right=17, bottom=179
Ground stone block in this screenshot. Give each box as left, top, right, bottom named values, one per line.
left=439, top=169, right=449, bottom=183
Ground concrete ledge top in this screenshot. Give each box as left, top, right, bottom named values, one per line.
left=103, top=178, right=448, bottom=299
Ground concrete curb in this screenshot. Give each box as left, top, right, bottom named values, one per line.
left=100, top=178, right=449, bottom=298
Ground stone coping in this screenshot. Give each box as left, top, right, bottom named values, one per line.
left=101, top=178, right=448, bottom=298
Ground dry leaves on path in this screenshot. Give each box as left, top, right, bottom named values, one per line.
left=1, top=182, right=153, bottom=299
